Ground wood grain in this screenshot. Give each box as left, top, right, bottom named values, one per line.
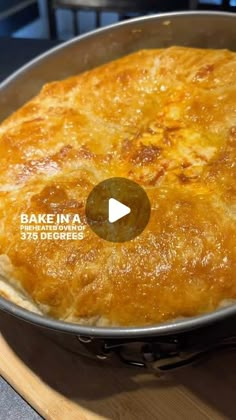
left=0, top=311, right=235, bottom=420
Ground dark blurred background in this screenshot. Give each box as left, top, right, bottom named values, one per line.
left=0, top=0, right=235, bottom=40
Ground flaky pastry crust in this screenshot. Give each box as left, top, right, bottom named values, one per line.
left=0, top=47, right=235, bottom=326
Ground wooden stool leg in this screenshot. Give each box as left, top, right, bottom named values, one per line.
left=46, top=0, right=57, bottom=39
left=119, top=14, right=130, bottom=21
left=189, top=0, right=198, bottom=9
left=72, top=9, right=79, bottom=35
left=95, top=10, right=101, bottom=28
left=222, top=0, right=230, bottom=10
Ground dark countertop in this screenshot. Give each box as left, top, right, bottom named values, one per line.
left=0, top=37, right=60, bottom=82
left=0, top=36, right=61, bottom=420
left=0, top=379, right=40, bottom=420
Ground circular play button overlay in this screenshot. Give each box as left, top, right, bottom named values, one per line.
left=85, top=177, right=151, bottom=243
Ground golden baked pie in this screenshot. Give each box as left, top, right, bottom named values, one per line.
left=0, top=46, right=235, bottom=326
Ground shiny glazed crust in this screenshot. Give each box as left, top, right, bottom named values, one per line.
left=0, top=46, right=235, bottom=326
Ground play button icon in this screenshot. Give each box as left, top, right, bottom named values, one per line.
left=85, top=177, right=151, bottom=243
left=108, top=198, right=131, bottom=223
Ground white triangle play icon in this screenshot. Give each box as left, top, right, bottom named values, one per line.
left=108, top=198, right=131, bottom=223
